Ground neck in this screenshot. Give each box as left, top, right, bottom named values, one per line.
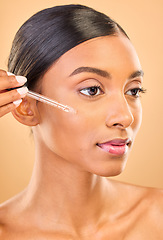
left=24, top=138, right=113, bottom=233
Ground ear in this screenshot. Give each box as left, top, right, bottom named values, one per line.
left=12, top=96, right=40, bottom=126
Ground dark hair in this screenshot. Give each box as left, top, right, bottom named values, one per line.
left=8, top=4, right=129, bottom=90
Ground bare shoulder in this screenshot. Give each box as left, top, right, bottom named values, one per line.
left=108, top=180, right=163, bottom=238
left=110, top=178, right=163, bottom=203
left=131, top=185, right=163, bottom=237
left=117, top=179, right=163, bottom=215
left=0, top=200, right=9, bottom=239
left=118, top=180, right=163, bottom=226
left=0, top=198, right=15, bottom=239
left=0, top=191, right=26, bottom=239
left=143, top=186, right=163, bottom=223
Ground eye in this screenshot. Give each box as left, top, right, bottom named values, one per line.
left=126, top=87, right=146, bottom=98
left=79, top=85, right=104, bottom=97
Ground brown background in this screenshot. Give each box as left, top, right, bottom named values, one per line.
left=0, top=0, right=163, bottom=203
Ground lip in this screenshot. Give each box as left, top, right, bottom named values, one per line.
left=96, top=138, right=131, bottom=155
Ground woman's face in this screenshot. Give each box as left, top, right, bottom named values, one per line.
left=35, top=35, right=143, bottom=177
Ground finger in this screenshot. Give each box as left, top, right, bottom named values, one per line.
left=0, top=100, right=22, bottom=118
left=0, top=75, right=27, bottom=91
left=0, top=87, right=28, bottom=106
left=0, top=69, right=8, bottom=77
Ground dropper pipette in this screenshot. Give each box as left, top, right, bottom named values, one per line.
left=7, top=72, right=76, bottom=113
left=27, top=90, right=75, bottom=113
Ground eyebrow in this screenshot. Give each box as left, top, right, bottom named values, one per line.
left=69, top=67, right=111, bottom=79
left=69, top=66, right=144, bottom=80
left=128, top=70, right=144, bottom=79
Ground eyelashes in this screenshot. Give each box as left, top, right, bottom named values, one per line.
left=79, top=85, right=104, bottom=97
left=125, top=87, right=146, bottom=98
left=79, top=85, right=146, bottom=98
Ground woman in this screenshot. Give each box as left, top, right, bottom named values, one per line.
left=0, top=4, right=163, bottom=239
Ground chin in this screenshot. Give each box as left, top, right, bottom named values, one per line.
left=90, top=158, right=127, bottom=177
left=95, top=168, right=125, bottom=178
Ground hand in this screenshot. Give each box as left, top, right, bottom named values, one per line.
left=0, top=70, right=28, bottom=117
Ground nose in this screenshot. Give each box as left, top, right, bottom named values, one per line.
left=105, top=94, right=134, bottom=129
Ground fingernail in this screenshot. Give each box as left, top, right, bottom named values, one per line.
left=7, top=72, right=27, bottom=84
left=15, top=76, right=27, bottom=84
left=17, top=87, right=28, bottom=96
left=13, top=99, right=22, bottom=107
left=7, top=72, right=15, bottom=76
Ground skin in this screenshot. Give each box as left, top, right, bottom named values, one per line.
left=0, top=34, right=163, bottom=239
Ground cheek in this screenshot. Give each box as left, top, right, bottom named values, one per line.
left=38, top=105, right=95, bottom=159
left=132, top=101, right=142, bottom=135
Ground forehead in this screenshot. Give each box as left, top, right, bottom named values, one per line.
left=53, top=35, right=141, bottom=76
